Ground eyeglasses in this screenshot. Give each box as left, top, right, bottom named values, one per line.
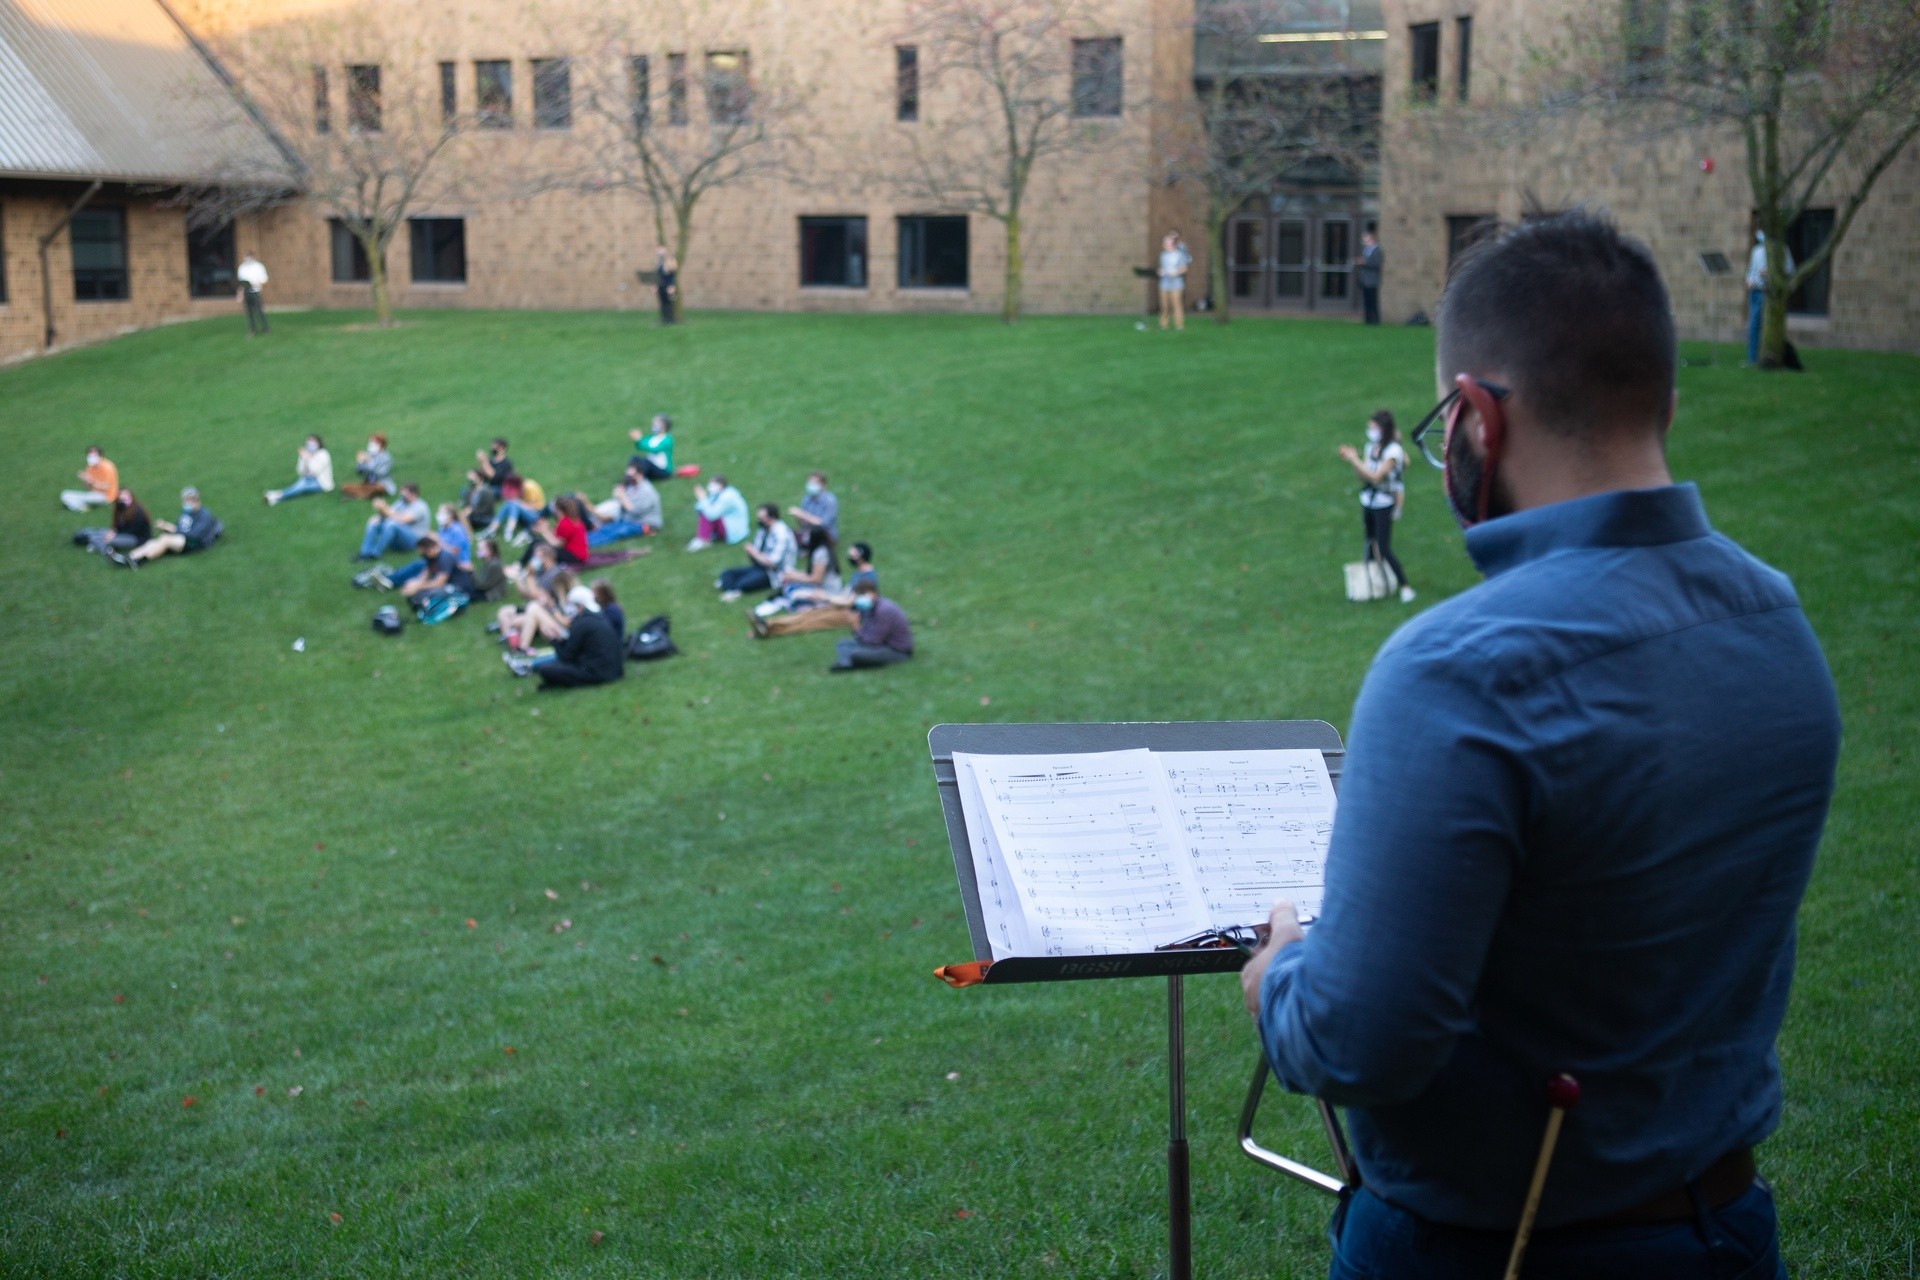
left=1409, top=378, right=1510, bottom=470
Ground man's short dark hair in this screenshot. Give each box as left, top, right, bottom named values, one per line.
left=1437, top=208, right=1675, bottom=437
left=1365, top=221, right=1377, bottom=234
left=757, top=502, right=780, bottom=521
left=851, top=541, right=872, bottom=561
left=491, top=437, right=509, bottom=451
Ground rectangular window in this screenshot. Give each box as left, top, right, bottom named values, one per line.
left=313, top=65, right=330, bottom=133
left=186, top=221, right=236, bottom=298
left=532, top=57, right=572, bottom=129
left=1071, top=37, right=1123, bottom=117
left=629, top=55, right=650, bottom=130
left=329, top=218, right=373, bottom=282
left=347, top=64, right=381, bottom=133
left=896, top=45, right=918, bottom=122
left=1410, top=23, right=1440, bottom=100
left=409, top=217, right=467, bottom=284
left=667, top=52, right=688, bottom=125
left=1624, top=0, right=1669, bottom=88
left=71, top=207, right=128, bottom=301
left=898, top=216, right=968, bottom=288
left=799, top=216, right=867, bottom=288
left=1456, top=16, right=1472, bottom=102
left=706, top=50, right=749, bottom=124
left=439, top=61, right=457, bottom=123
left=476, top=60, right=513, bottom=128
left=1786, top=207, right=1834, bottom=316
left=1445, top=213, right=1498, bottom=271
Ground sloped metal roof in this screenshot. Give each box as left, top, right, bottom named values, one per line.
left=0, top=0, right=292, bottom=184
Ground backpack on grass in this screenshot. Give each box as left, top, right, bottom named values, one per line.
left=371, top=605, right=405, bottom=635
left=625, top=614, right=677, bottom=661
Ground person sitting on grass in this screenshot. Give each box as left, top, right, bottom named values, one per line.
left=76, top=488, right=152, bottom=556
left=492, top=544, right=559, bottom=641
left=355, top=483, right=431, bottom=561
left=433, top=503, right=473, bottom=565
left=357, top=532, right=466, bottom=601
left=590, top=464, right=663, bottom=545
left=530, top=494, right=591, bottom=567
left=829, top=579, right=913, bottom=672
left=264, top=435, right=334, bottom=506
left=687, top=475, right=748, bottom=551
left=467, top=537, right=509, bottom=604
left=507, top=593, right=624, bottom=688
left=590, top=579, right=625, bottom=642
left=338, top=435, right=395, bottom=500
left=629, top=414, right=675, bottom=481
left=716, top=503, right=797, bottom=602
left=502, top=568, right=590, bottom=653
left=108, top=487, right=222, bottom=568
left=753, top=524, right=841, bottom=618
left=474, top=437, right=516, bottom=493
left=787, top=471, right=840, bottom=543
left=61, top=445, right=119, bottom=512
left=753, top=540, right=875, bottom=638
left=488, top=475, right=548, bottom=545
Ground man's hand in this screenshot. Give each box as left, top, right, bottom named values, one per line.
left=1240, top=899, right=1305, bottom=1018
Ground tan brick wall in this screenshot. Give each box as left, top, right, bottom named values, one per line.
left=0, top=191, right=269, bottom=364
left=186, top=0, right=1186, bottom=320
left=1379, top=0, right=1920, bottom=354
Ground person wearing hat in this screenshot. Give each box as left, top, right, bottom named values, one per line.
left=109, top=487, right=222, bottom=566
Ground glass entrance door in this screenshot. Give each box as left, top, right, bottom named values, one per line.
left=1273, top=218, right=1309, bottom=303
left=1319, top=218, right=1353, bottom=304
left=1227, top=216, right=1266, bottom=306
left=1220, top=203, right=1365, bottom=314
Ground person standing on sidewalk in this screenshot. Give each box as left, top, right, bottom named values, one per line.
left=237, top=252, right=269, bottom=337
left=1357, top=225, right=1383, bottom=325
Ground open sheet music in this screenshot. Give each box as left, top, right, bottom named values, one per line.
left=952, top=748, right=1337, bottom=960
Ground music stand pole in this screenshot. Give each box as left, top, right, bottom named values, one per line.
left=1167, top=974, right=1192, bottom=1280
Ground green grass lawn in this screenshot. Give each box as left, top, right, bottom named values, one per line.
left=2, top=309, right=1914, bottom=1278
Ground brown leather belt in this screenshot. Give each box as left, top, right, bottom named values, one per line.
left=1573, top=1146, right=1758, bottom=1229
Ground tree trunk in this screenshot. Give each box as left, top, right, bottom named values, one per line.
left=1208, top=209, right=1231, bottom=325
left=363, top=230, right=393, bottom=328
left=1757, top=286, right=1791, bottom=369
left=1002, top=213, right=1022, bottom=324
left=674, top=204, right=695, bottom=303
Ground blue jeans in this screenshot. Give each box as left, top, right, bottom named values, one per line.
left=1327, top=1183, right=1786, bottom=1280
left=1746, top=289, right=1764, bottom=364
left=493, top=500, right=546, bottom=532
left=279, top=475, right=324, bottom=500
left=588, top=518, right=651, bottom=547
left=359, top=519, right=422, bottom=558
left=388, top=559, right=427, bottom=587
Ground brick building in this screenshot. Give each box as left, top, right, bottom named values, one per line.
left=0, top=0, right=293, bottom=362
left=1378, top=0, right=1920, bottom=354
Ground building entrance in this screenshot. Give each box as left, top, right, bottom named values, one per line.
left=1224, top=195, right=1364, bottom=315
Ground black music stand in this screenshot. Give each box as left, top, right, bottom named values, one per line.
left=928, top=720, right=1355, bottom=1280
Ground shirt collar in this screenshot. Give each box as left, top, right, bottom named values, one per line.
left=1465, top=483, right=1711, bottom=578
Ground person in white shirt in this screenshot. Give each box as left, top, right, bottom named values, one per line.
left=715, top=503, right=796, bottom=601
left=237, top=253, right=269, bottom=337
left=1338, top=409, right=1415, bottom=602
left=1157, top=231, right=1191, bottom=331
left=1744, top=231, right=1792, bottom=365
left=264, top=434, right=334, bottom=505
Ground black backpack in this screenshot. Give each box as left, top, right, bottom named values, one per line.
left=371, top=605, right=405, bottom=635
left=625, top=614, right=677, bottom=661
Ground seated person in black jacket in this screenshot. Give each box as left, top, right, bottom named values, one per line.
left=110, top=487, right=220, bottom=567
left=517, top=606, right=624, bottom=688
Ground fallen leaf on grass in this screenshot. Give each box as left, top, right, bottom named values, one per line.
left=676, top=1007, right=689, bottom=1018
left=112, top=993, right=125, bottom=1004
left=329, top=1211, right=342, bottom=1225
left=954, top=1209, right=974, bottom=1220
left=465, top=918, right=478, bottom=929
left=230, top=916, right=244, bottom=926
left=36, top=975, right=47, bottom=985
left=502, top=1045, right=516, bottom=1055
left=98, top=1085, right=111, bottom=1096
left=544, top=889, right=559, bottom=900
left=56, top=1128, right=67, bottom=1139
left=980, top=696, right=991, bottom=706
left=287, top=1086, right=303, bottom=1097
left=589, top=1230, right=605, bottom=1247
left=553, top=918, right=573, bottom=933
left=254, top=1086, right=265, bottom=1096
left=353, top=1099, right=367, bottom=1108
left=181, top=1096, right=197, bottom=1108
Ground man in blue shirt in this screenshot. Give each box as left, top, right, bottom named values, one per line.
left=1241, top=211, right=1840, bottom=1278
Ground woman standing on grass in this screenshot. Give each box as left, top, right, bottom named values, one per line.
left=1339, top=409, right=1415, bottom=603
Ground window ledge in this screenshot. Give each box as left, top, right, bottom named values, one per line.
left=799, top=284, right=870, bottom=293
left=406, top=281, right=469, bottom=290
left=899, top=286, right=971, bottom=294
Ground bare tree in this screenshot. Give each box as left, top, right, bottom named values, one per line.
left=191, top=15, right=470, bottom=327
left=1516, top=0, right=1920, bottom=368
left=1164, top=0, right=1379, bottom=323
left=559, top=22, right=808, bottom=298
left=893, top=0, right=1127, bottom=323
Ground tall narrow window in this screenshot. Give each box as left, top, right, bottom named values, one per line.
left=629, top=55, right=650, bottom=130
left=1456, top=16, right=1473, bottom=102
left=706, top=51, right=749, bottom=124
left=799, top=216, right=867, bottom=287
left=312, top=65, right=330, bottom=133
left=186, top=220, right=236, bottom=298
left=666, top=52, right=688, bottom=125
left=1786, top=208, right=1834, bottom=316
left=476, top=60, right=513, bottom=128
left=1445, top=213, right=1498, bottom=271
left=1071, top=37, right=1123, bottom=117
left=898, top=216, right=968, bottom=288
left=1624, top=0, right=1669, bottom=88
left=409, top=217, right=467, bottom=283
left=1410, top=23, right=1440, bottom=100
left=532, top=57, right=572, bottom=128
left=71, top=207, right=128, bottom=301
left=346, top=64, right=381, bottom=132
left=439, top=61, right=457, bottom=123
left=895, top=45, right=918, bottom=122
left=329, top=219, right=373, bottom=283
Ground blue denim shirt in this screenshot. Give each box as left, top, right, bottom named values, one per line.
left=1259, top=484, right=1840, bottom=1230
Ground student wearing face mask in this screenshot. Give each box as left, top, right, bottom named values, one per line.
left=1338, top=410, right=1414, bottom=603
left=787, top=471, right=839, bottom=543
left=108, top=487, right=222, bottom=566
left=829, top=579, right=913, bottom=671
left=264, top=435, right=334, bottom=505
left=340, top=435, right=396, bottom=499
left=687, top=475, right=749, bottom=551
left=61, top=446, right=119, bottom=512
